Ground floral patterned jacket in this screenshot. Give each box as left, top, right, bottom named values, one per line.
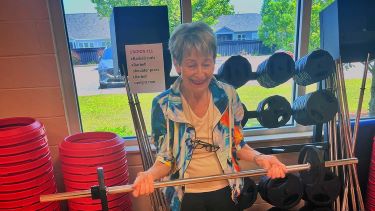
left=151, top=77, right=246, bottom=210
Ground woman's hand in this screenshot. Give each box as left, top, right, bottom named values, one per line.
left=132, top=171, right=155, bottom=197
left=254, top=154, right=287, bottom=179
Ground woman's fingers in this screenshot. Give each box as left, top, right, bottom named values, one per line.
left=132, top=172, right=154, bottom=197
left=132, top=179, right=140, bottom=197
left=148, top=173, right=155, bottom=193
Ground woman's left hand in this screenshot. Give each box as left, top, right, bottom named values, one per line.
left=254, top=154, right=287, bottom=179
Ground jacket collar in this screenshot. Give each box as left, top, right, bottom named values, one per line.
left=166, top=76, right=229, bottom=123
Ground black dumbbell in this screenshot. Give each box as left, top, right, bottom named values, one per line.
left=241, top=95, right=292, bottom=128
left=294, top=49, right=335, bottom=86
left=237, top=177, right=258, bottom=210
left=258, top=174, right=304, bottom=210
left=292, top=90, right=338, bottom=126
left=302, top=169, right=341, bottom=207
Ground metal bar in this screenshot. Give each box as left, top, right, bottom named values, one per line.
left=339, top=61, right=365, bottom=210
left=336, top=63, right=357, bottom=210
left=122, top=74, right=162, bottom=211
left=352, top=53, right=371, bottom=154
left=40, top=158, right=358, bottom=202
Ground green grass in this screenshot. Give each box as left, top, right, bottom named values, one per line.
left=78, top=79, right=373, bottom=137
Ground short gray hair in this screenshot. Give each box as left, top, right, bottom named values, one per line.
left=169, top=22, right=217, bottom=65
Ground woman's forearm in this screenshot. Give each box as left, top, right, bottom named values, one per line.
left=236, top=144, right=263, bottom=162
left=145, top=161, right=171, bottom=180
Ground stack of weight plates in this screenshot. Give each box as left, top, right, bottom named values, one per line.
left=0, top=117, right=59, bottom=210
left=60, top=132, right=132, bottom=210
left=366, top=137, right=375, bottom=210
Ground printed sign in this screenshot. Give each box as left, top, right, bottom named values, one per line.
left=125, top=43, right=165, bottom=93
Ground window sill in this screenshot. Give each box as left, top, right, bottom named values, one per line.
left=245, top=131, right=313, bottom=144
left=124, top=131, right=314, bottom=153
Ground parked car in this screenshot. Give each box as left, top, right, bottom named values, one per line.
left=97, top=47, right=125, bottom=89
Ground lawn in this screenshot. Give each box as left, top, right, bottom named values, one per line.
left=78, top=79, right=373, bottom=137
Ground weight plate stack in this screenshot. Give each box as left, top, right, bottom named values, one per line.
left=60, top=132, right=132, bottom=211
left=0, top=117, right=59, bottom=210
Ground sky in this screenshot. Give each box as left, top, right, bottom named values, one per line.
left=63, top=0, right=263, bottom=14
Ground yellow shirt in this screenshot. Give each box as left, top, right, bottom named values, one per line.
left=182, top=93, right=229, bottom=193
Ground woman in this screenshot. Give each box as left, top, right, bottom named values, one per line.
left=132, top=22, right=287, bottom=211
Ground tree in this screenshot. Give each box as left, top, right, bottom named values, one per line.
left=91, top=0, right=234, bottom=31
left=191, top=0, right=234, bottom=25
left=258, top=0, right=297, bottom=52
left=258, top=0, right=333, bottom=52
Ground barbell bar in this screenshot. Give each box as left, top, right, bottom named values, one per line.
left=40, top=157, right=357, bottom=203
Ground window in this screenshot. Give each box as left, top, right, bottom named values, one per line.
left=307, top=0, right=375, bottom=119
left=237, top=34, right=246, bottom=40
left=251, top=32, right=259, bottom=40
left=62, top=0, right=181, bottom=137
left=195, top=0, right=299, bottom=134
left=60, top=0, right=336, bottom=139
left=217, top=34, right=232, bottom=41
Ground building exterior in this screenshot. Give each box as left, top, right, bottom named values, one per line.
left=65, top=13, right=110, bottom=64
left=213, top=13, right=272, bottom=56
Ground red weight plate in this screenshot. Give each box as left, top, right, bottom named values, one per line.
left=62, top=163, right=128, bottom=182
left=59, top=141, right=125, bottom=158
left=68, top=192, right=129, bottom=205
left=0, top=185, right=56, bottom=209
left=60, top=150, right=126, bottom=165
left=61, top=156, right=127, bottom=175
left=0, top=127, right=45, bottom=147
left=68, top=201, right=122, bottom=211
left=0, top=136, right=47, bottom=156
left=0, top=152, right=51, bottom=175
left=68, top=194, right=129, bottom=210
left=63, top=172, right=129, bottom=190
left=64, top=177, right=129, bottom=193
left=0, top=169, right=55, bottom=192
left=0, top=177, right=55, bottom=201
left=0, top=117, right=41, bottom=138
left=37, top=201, right=60, bottom=211
left=61, top=132, right=123, bottom=149
left=0, top=161, right=53, bottom=184
left=0, top=143, right=50, bottom=165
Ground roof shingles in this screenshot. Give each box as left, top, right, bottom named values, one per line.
left=213, top=13, right=261, bottom=33
left=65, top=13, right=110, bottom=40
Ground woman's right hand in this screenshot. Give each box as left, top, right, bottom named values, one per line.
left=132, top=171, right=155, bottom=197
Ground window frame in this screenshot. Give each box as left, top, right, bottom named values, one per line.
left=51, top=0, right=317, bottom=139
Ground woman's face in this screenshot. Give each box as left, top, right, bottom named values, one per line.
left=175, top=49, right=215, bottom=94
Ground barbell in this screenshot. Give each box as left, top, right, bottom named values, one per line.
left=40, top=149, right=357, bottom=206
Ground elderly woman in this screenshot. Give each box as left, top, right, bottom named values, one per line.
left=132, top=22, right=287, bottom=211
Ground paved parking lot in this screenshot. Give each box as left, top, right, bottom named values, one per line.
left=73, top=65, right=126, bottom=96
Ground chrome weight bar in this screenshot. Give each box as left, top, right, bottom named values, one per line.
left=40, top=157, right=357, bottom=203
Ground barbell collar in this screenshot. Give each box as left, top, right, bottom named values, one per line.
left=40, top=158, right=357, bottom=203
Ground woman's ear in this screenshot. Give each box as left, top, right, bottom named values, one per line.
left=173, top=59, right=182, bottom=75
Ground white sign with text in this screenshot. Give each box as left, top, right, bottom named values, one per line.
left=125, top=43, right=165, bottom=93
